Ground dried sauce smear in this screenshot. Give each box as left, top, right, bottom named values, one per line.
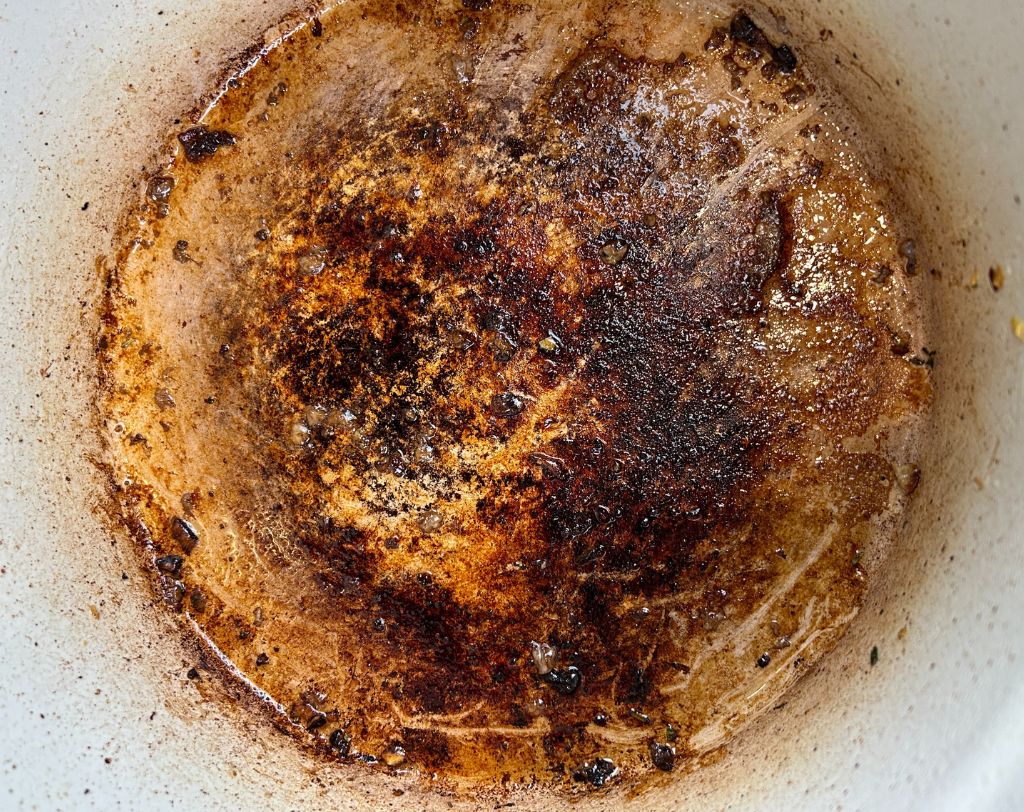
left=100, top=0, right=931, bottom=791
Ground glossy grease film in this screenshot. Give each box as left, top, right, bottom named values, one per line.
left=99, top=0, right=931, bottom=791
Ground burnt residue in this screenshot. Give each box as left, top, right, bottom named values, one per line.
left=178, top=126, right=236, bottom=162
left=169, top=516, right=199, bottom=553
left=100, top=0, right=931, bottom=793
left=572, top=756, right=618, bottom=788
left=729, top=10, right=799, bottom=74
left=649, top=742, right=676, bottom=772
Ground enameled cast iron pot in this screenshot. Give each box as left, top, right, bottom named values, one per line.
left=0, top=0, right=1021, bottom=808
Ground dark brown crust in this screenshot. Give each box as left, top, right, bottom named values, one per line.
left=97, top=0, right=930, bottom=793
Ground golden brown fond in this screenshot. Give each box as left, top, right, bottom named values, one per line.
left=99, top=0, right=931, bottom=793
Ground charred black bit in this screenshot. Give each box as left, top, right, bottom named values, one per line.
left=490, top=391, right=525, bottom=419
left=186, top=667, right=200, bottom=680
left=308, top=711, right=328, bottom=732
left=543, top=666, right=582, bottom=695
left=870, top=645, right=879, bottom=666
left=189, top=589, right=207, bottom=612
left=729, top=11, right=798, bottom=73
left=773, top=44, right=798, bottom=74
left=572, top=757, right=618, bottom=787
left=170, top=517, right=199, bottom=553
left=155, top=554, right=183, bottom=575
left=329, top=729, right=352, bottom=756
left=159, top=575, right=185, bottom=612
left=729, top=11, right=762, bottom=46
left=173, top=240, right=192, bottom=263
left=146, top=175, right=175, bottom=203
left=178, top=127, right=236, bottom=162
left=704, top=27, right=727, bottom=51
left=309, top=16, right=323, bottom=37
left=649, top=741, right=675, bottom=772
left=266, top=82, right=289, bottom=107
left=756, top=652, right=771, bottom=668
left=782, top=84, right=808, bottom=105
left=256, top=652, right=270, bottom=666
left=889, top=329, right=912, bottom=356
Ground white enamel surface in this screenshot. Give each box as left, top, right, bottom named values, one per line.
left=0, top=0, right=1021, bottom=809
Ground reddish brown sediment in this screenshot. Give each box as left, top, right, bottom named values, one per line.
left=98, top=0, right=931, bottom=792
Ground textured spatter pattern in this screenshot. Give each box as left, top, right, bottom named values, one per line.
left=100, top=0, right=931, bottom=791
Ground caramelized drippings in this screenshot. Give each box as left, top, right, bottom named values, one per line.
left=99, top=0, right=930, bottom=791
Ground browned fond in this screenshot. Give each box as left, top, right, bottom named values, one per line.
left=99, top=0, right=931, bottom=792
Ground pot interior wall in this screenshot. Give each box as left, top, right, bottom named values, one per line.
left=0, top=0, right=1021, bottom=809
left=748, top=3, right=1024, bottom=809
